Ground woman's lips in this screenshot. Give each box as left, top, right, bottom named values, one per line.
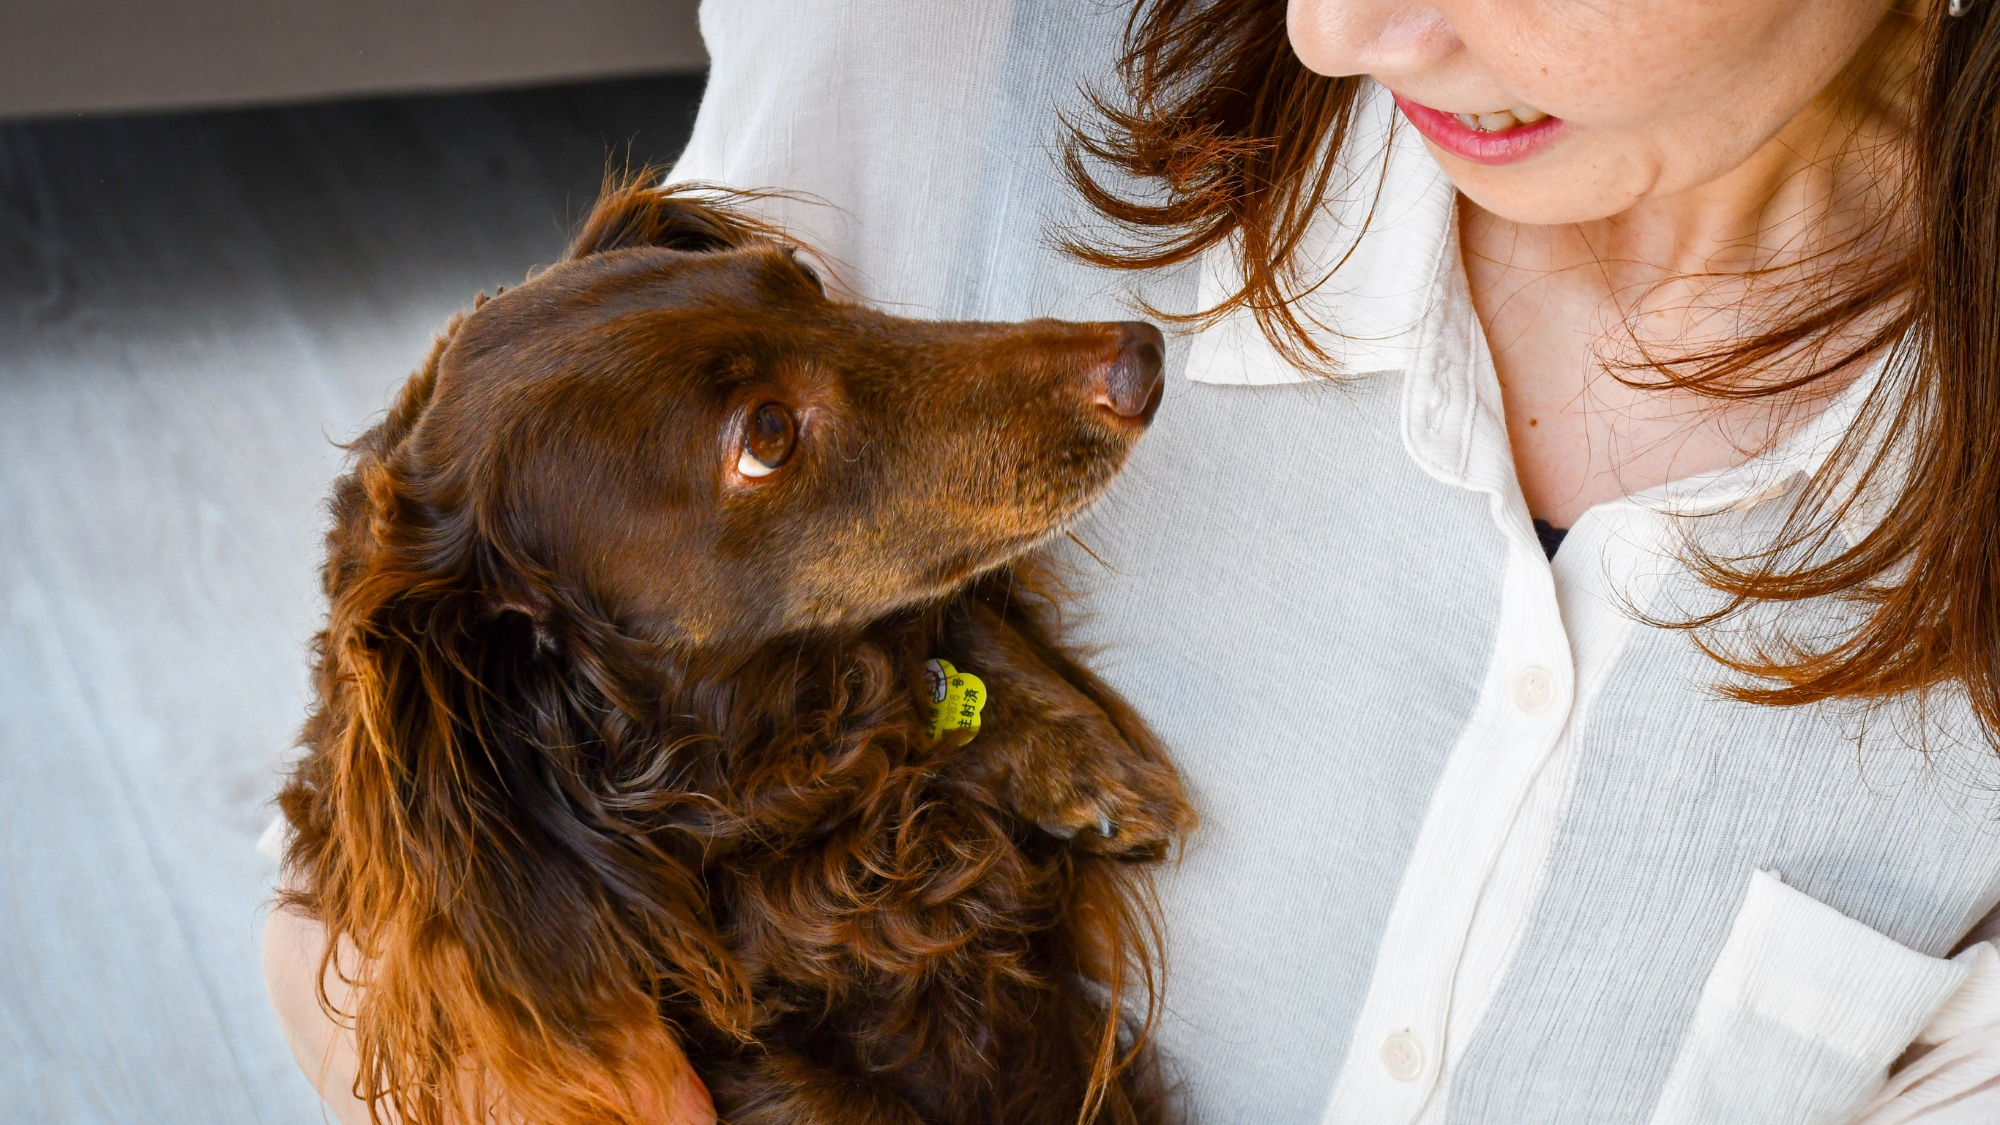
left=1392, top=93, right=1567, bottom=166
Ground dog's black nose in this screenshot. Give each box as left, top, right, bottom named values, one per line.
left=1096, top=321, right=1166, bottom=423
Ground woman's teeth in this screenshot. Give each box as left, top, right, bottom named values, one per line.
left=1452, top=106, right=1550, bottom=133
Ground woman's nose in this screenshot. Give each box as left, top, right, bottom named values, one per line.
left=1286, top=0, right=1461, bottom=78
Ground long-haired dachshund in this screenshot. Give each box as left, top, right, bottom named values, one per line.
left=275, top=178, right=1195, bottom=1125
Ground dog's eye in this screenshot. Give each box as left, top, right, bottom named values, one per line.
left=737, top=403, right=797, bottom=478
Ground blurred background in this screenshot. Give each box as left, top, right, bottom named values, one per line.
left=0, top=3, right=707, bottom=1120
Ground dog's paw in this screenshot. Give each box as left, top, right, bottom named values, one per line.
left=1021, top=752, right=1194, bottom=858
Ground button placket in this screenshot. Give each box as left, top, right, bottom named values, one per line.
left=1319, top=532, right=1580, bottom=1125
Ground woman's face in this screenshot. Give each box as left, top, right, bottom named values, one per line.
left=1287, top=0, right=1901, bottom=225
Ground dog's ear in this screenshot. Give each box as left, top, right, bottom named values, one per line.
left=569, top=179, right=779, bottom=259
left=278, top=435, right=753, bottom=1125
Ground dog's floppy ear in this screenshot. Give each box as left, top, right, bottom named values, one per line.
left=277, top=387, right=753, bottom=1124
left=569, top=177, right=781, bottom=259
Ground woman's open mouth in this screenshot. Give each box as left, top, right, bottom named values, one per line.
left=1392, top=94, right=1566, bottom=166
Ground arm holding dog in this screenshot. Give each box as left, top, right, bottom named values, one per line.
left=262, top=902, right=371, bottom=1125
left=261, top=902, right=717, bottom=1125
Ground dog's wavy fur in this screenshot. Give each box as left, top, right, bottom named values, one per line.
left=277, top=178, right=1193, bottom=1125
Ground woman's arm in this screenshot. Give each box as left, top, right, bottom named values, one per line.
left=260, top=904, right=375, bottom=1125
left=259, top=905, right=718, bottom=1125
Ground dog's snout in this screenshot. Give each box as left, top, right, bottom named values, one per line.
left=1094, top=322, right=1166, bottom=424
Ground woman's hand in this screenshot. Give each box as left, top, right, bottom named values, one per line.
left=260, top=903, right=718, bottom=1125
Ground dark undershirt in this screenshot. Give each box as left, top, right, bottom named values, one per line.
left=1533, top=518, right=1569, bottom=560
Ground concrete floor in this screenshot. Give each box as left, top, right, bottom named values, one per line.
left=0, top=73, right=705, bottom=1124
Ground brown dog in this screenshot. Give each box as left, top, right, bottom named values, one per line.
left=276, top=179, right=1194, bottom=1125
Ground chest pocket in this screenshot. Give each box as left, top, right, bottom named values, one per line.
left=1649, top=871, right=1976, bottom=1125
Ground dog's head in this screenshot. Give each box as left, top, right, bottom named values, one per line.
left=375, top=180, right=1163, bottom=651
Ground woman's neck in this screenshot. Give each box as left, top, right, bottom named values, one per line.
left=1461, top=30, right=1916, bottom=527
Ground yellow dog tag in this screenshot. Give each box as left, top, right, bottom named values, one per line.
left=923, top=658, right=987, bottom=745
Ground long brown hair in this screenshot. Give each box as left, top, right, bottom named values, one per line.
left=1068, top=0, right=2000, bottom=745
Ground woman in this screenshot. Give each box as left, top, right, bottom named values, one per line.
left=267, top=0, right=2000, bottom=1121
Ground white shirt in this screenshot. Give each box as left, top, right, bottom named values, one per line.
left=1182, top=83, right=2000, bottom=1125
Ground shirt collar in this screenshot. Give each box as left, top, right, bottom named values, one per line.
left=1607, top=347, right=1906, bottom=571
left=1615, top=354, right=1889, bottom=521
left=1183, top=80, right=1456, bottom=388
left=1183, top=80, right=1489, bottom=492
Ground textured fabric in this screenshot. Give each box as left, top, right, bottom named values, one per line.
left=1443, top=580, right=2000, bottom=1124
left=671, top=3, right=2000, bottom=1123
left=1064, top=372, right=1503, bottom=1120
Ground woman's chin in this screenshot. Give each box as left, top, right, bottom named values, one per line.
left=1433, top=145, right=1654, bottom=228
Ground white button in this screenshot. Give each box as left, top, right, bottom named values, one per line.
left=1379, top=1030, right=1425, bottom=1082
left=1512, top=665, right=1557, bottom=713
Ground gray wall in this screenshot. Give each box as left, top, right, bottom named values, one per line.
left=0, top=0, right=705, bottom=119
